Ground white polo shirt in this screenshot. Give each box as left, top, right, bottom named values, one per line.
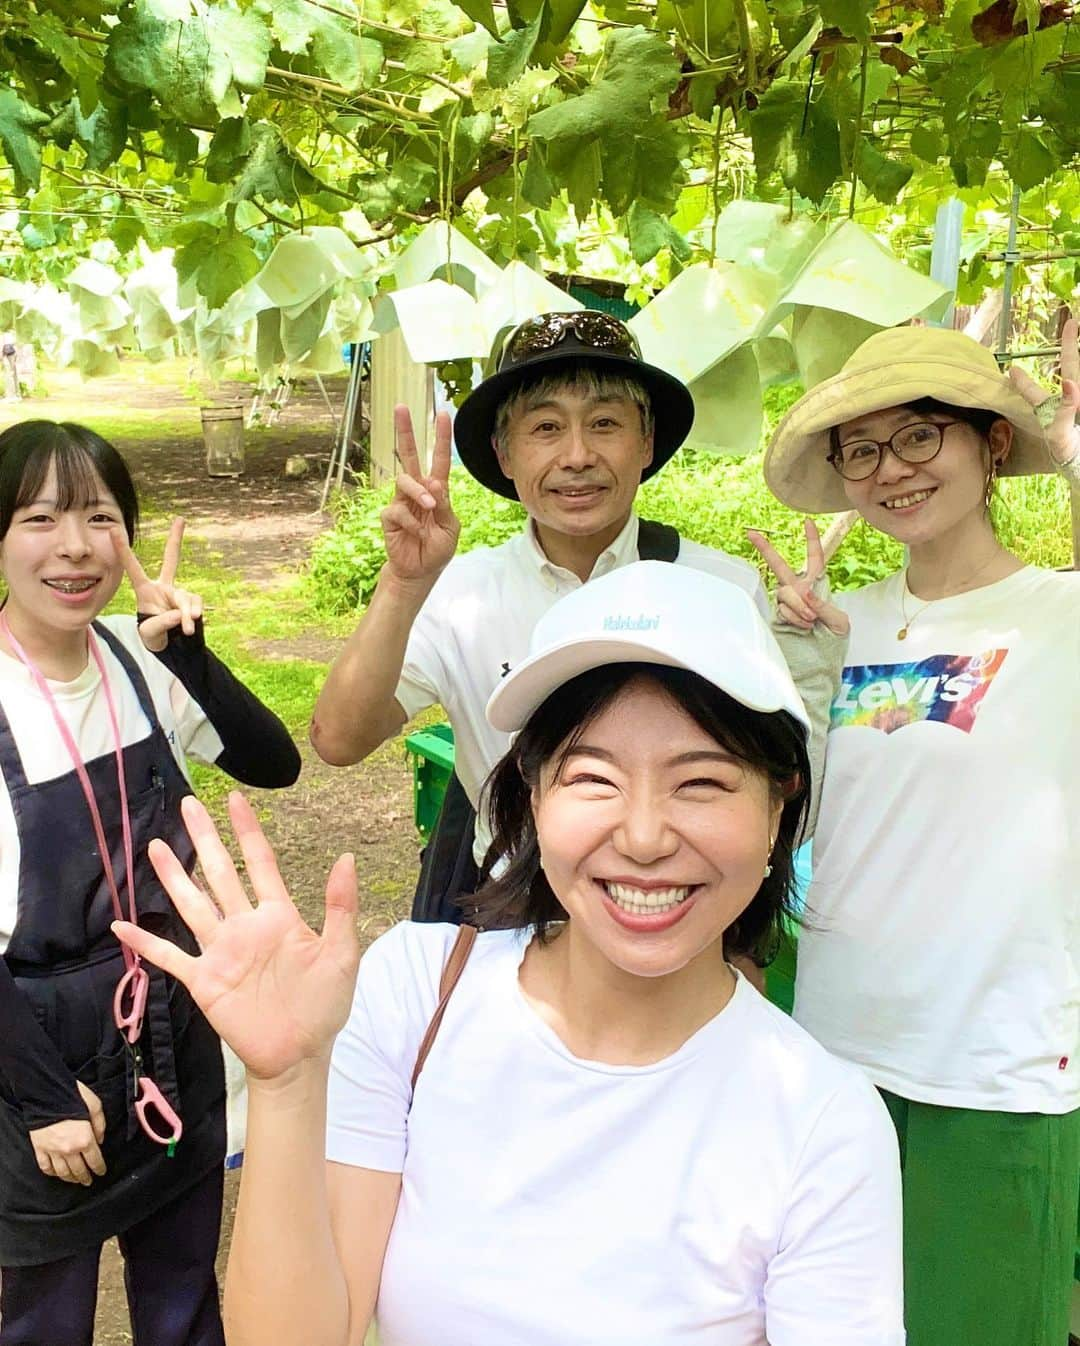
left=395, top=514, right=768, bottom=864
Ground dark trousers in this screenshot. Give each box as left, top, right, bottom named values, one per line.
left=0, top=1164, right=225, bottom=1346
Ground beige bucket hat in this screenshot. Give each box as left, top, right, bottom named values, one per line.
left=764, top=326, right=1052, bottom=513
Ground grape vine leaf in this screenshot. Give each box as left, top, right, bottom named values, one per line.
left=206, top=118, right=253, bottom=184
left=527, top=28, right=685, bottom=214
left=179, top=229, right=261, bottom=310
left=488, top=14, right=543, bottom=87
left=528, top=28, right=681, bottom=141
left=451, top=0, right=501, bottom=37
left=748, top=78, right=841, bottom=203
left=231, top=124, right=321, bottom=203
left=544, top=0, right=590, bottom=47
left=105, top=1, right=270, bottom=124
left=73, top=96, right=127, bottom=172
left=857, top=141, right=914, bottom=203
left=1006, top=127, right=1056, bottom=190
left=256, top=0, right=319, bottom=54
left=627, top=202, right=691, bottom=263
left=0, top=88, right=49, bottom=193
left=312, top=24, right=385, bottom=90
left=818, top=0, right=873, bottom=40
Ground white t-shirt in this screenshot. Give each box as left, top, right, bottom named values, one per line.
left=396, top=515, right=768, bottom=863
left=327, top=922, right=905, bottom=1346
left=0, top=615, right=223, bottom=949
left=796, top=566, right=1080, bottom=1114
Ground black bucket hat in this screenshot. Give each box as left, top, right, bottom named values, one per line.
left=453, top=311, right=696, bottom=499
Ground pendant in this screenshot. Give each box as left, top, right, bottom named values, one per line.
left=896, top=627, right=908, bottom=640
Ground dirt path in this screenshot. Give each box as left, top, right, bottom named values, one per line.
left=0, top=367, right=421, bottom=1342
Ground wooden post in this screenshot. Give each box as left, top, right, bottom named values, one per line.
left=821, top=511, right=858, bottom=563
left=369, top=327, right=435, bottom=487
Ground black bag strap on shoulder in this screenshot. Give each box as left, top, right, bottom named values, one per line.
left=411, top=768, right=481, bottom=924
left=636, top=518, right=680, bottom=562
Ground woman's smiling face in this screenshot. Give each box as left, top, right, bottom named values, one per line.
left=835, top=405, right=1011, bottom=547
left=0, top=457, right=126, bottom=645
left=530, top=676, right=780, bottom=981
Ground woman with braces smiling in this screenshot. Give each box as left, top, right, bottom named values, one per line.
left=0, top=419, right=300, bottom=1346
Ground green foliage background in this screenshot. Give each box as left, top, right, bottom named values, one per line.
left=1, top=0, right=1078, bottom=315
left=309, top=455, right=1075, bottom=613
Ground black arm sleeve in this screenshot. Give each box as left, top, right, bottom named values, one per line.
left=0, top=956, right=89, bottom=1129
left=139, top=616, right=301, bottom=788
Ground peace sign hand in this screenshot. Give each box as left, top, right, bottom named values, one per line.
left=112, top=793, right=361, bottom=1082
left=381, top=406, right=460, bottom=585
left=1008, top=314, right=1080, bottom=468
left=747, top=519, right=850, bottom=637
left=113, top=519, right=203, bottom=653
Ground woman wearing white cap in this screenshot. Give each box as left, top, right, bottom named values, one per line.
left=753, top=320, right=1080, bottom=1346
left=114, top=562, right=904, bottom=1346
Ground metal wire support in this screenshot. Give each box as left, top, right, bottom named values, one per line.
left=995, top=184, right=1022, bottom=366
left=318, top=345, right=365, bottom=513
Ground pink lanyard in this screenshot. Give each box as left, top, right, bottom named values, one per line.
left=0, top=614, right=183, bottom=1151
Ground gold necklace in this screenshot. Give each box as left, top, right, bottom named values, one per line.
left=896, top=587, right=933, bottom=640
left=896, top=553, right=1003, bottom=640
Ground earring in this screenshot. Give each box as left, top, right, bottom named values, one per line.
left=763, top=862, right=772, bottom=877
left=984, top=456, right=1000, bottom=511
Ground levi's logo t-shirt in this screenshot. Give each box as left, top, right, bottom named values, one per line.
left=831, top=649, right=1008, bottom=734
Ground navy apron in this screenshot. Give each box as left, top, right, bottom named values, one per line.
left=0, top=623, right=225, bottom=1267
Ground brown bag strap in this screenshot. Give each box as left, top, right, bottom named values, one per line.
left=410, top=924, right=478, bottom=1090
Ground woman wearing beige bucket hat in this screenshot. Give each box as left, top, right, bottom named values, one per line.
left=751, top=318, right=1080, bottom=1346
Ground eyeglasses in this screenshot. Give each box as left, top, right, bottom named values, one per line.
left=829, top=421, right=961, bottom=481
left=500, top=312, right=642, bottom=368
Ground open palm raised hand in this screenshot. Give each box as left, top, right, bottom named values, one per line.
left=746, top=519, right=850, bottom=636
left=382, top=406, right=460, bottom=583
left=113, top=793, right=361, bottom=1081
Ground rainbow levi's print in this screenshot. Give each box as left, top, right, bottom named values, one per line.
left=830, top=650, right=1008, bottom=736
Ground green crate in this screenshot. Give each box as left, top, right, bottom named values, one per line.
left=404, top=723, right=455, bottom=839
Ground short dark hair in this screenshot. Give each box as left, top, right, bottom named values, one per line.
left=0, top=421, right=139, bottom=544
left=493, top=362, right=654, bottom=456
left=471, top=663, right=809, bottom=967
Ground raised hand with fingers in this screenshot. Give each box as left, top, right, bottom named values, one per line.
left=114, top=518, right=204, bottom=653
left=747, top=519, right=850, bottom=636
left=28, top=1081, right=107, bottom=1187
left=382, top=406, right=460, bottom=584
left=112, top=793, right=361, bottom=1082
left=1008, top=314, right=1080, bottom=468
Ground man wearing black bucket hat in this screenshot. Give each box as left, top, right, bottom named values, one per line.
left=311, top=311, right=844, bottom=922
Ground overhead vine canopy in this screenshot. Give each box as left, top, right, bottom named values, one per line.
left=0, top=0, right=1077, bottom=312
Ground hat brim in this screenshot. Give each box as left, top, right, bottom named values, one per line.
left=454, top=349, right=695, bottom=499
left=765, top=356, right=1052, bottom=514
left=486, top=634, right=808, bottom=734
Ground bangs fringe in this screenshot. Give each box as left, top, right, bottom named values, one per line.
left=15, top=441, right=104, bottom=516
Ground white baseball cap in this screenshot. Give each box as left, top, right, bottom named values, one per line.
left=486, top=561, right=809, bottom=734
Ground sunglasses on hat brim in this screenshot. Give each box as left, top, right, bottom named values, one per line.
left=499, top=312, right=642, bottom=368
